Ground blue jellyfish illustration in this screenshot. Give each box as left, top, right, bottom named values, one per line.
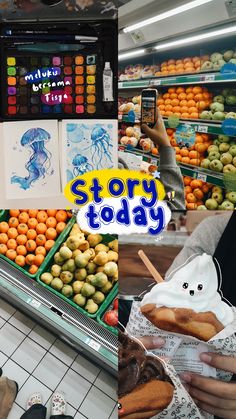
left=11, top=128, right=52, bottom=190
left=90, top=126, right=113, bottom=169
left=72, top=154, right=93, bottom=177
left=67, top=124, right=84, bottom=144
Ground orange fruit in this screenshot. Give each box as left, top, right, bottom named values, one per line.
left=186, top=93, right=194, bottom=100
left=186, top=87, right=193, bottom=94
left=25, top=254, right=35, bottom=266
left=180, top=148, right=189, bottom=157
left=189, top=150, right=198, bottom=159
left=171, top=99, right=179, bottom=107
left=181, top=113, right=190, bottom=119
left=157, top=98, right=164, bottom=105
left=9, top=210, right=20, bottom=218
left=7, top=239, right=17, bottom=250
left=45, top=240, right=55, bottom=251
left=165, top=99, right=172, bottom=105
left=159, top=105, right=165, bottom=111
left=194, top=93, right=203, bottom=101
left=163, top=93, right=170, bottom=100
left=18, top=223, right=28, bottom=235
left=18, top=212, right=29, bottom=224
left=15, top=255, right=25, bottom=267
left=195, top=143, right=206, bottom=153
left=186, top=193, right=197, bottom=203
left=179, top=100, right=188, bottom=107
left=181, top=157, right=190, bottom=164
left=187, top=100, right=196, bottom=108
left=6, top=249, right=17, bottom=260
left=34, top=254, right=45, bottom=267
left=57, top=221, right=67, bottom=232
left=170, top=93, right=178, bottom=100
left=190, top=158, right=200, bottom=166
left=16, top=245, right=27, bottom=256
left=16, top=234, right=27, bottom=245
left=8, top=217, right=19, bottom=228
left=47, top=210, right=57, bottom=217
left=45, top=228, right=57, bottom=240
left=176, top=154, right=182, bottom=162
left=188, top=107, right=198, bottom=114
left=26, top=240, right=37, bottom=253
left=36, top=234, right=46, bottom=246
left=186, top=202, right=197, bottom=210
left=36, top=223, right=47, bottom=235
left=165, top=104, right=173, bottom=112
left=192, top=86, right=202, bottom=95
left=37, top=211, right=48, bottom=223
left=29, top=264, right=38, bottom=275
left=0, top=222, right=9, bottom=234
left=178, top=93, right=187, bottom=100
left=0, top=233, right=8, bottom=244
left=28, top=218, right=38, bottom=229
left=46, top=217, right=57, bottom=228
left=185, top=185, right=192, bottom=194
left=168, top=87, right=176, bottom=94
left=56, top=210, right=68, bottom=223
left=0, top=244, right=7, bottom=255
left=172, top=106, right=181, bottom=113
left=28, top=209, right=38, bottom=218
left=35, top=246, right=46, bottom=256
left=202, top=184, right=210, bottom=194
left=165, top=111, right=173, bottom=117
left=151, top=148, right=158, bottom=155
left=193, top=188, right=204, bottom=200
left=176, top=87, right=185, bottom=94
left=27, top=229, right=37, bottom=240
left=184, top=176, right=192, bottom=186
left=8, top=227, right=18, bottom=239
left=190, top=179, right=203, bottom=189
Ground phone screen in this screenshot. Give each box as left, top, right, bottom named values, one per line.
left=141, top=90, right=157, bottom=126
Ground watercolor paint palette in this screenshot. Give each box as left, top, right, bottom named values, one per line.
left=3, top=51, right=98, bottom=118
left=0, top=20, right=118, bottom=120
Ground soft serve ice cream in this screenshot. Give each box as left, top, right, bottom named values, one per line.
left=141, top=253, right=234, bottom=341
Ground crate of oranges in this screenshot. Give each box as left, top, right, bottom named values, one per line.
left=0, top=210, right=74, bottom=278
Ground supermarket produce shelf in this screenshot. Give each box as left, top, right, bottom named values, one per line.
left=119, top=145, right=225, bottom=187
left=119, top=115, right=227, bottom=136
left=0, top=258, right=117, bottom=376
left=118, top=72, right=236, bottom=89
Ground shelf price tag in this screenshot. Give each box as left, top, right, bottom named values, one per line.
left=118, top=82, right=123, bottom=89
left=197, top=173, right=207, bottom=182
left=197, top=125, right=208, bottom=133
left=27, top=298, right=41, bottom=309
left=204, top=74, right=215, bottom=82
left=87, top=339, right=101, bottom=352
left=150, top=79, right=161, bottom=86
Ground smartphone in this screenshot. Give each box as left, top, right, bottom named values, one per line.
left=141, top=88, right=158, bottom=128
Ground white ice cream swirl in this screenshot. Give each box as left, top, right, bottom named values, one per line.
left=141, top=253, right=234, bottom=326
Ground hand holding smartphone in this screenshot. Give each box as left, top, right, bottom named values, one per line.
left=141, top=88, right=158, bottom=128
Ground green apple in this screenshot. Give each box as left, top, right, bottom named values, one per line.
left=201, top=159, right=211, bottom=169
left=229, top=145, right=236, bottom=157
left=212, top=192, right=223, bottom=204
left=213, top=139, right=220, bottom=147
left=209, top=159, right=223, bottom=172
left=205, top=198, right=218, bottom=210
left=226, top=191, right=236, bottom=204
left=218, top=135, right=230, bottom=143
left=233, top=156, right=236, bottom=167
left=197, top=205, right=207, bottom=210
left=208, top=145, right=219, bottom=153
left=208, top=151, right=221, bottom=161
left=219, top=143, right=230, bottom=153
left=219, top=200, right=234, bottom=210
left=212, top=186, right=223, bottom=194
left=223, top=164, right=236, bottom=173
left=221, top=152, right=233, bottom=165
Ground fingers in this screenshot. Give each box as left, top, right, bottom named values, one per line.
left=141, top=124, right=156, bottom=140
left=193, top=400, right=234, bottom=418
left=200, top=352, right=236, bottom=375
left=137, top=335, right=165, bottom=350
left=180, top=373, right=236, bottom=400
left=189, top=385, right=236, bottom=411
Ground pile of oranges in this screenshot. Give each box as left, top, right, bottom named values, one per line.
left=184, top=177, right=212, bottom=210
left=0, top=210, right=71, bottom=274
left=155, top=56, right=209, bottom=77
left=167, top=129, right=213, bottom=167
left=158, top=86, right=213, bottom=119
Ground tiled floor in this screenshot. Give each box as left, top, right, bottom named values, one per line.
left=0, top=298, right=117, bottom=419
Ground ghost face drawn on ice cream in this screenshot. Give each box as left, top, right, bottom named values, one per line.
left=141, top=253, right=234, bottom=341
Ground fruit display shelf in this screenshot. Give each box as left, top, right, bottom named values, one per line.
left=118, top=72, right=236, bottom=90
left=119, top=115, right=228, bottom=136
left=0, top=257, right=117, bottom=376
left=119, top=144, right=226, bottom=188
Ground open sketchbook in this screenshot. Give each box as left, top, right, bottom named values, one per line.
left=2, top=120, right=117, bottom=201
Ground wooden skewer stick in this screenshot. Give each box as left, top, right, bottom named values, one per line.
left=138, top=250, right=164, bottom=283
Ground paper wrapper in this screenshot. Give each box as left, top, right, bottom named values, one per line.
left=126, top=301, right=236, bottom=417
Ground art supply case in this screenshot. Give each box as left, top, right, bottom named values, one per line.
left=0, top=19, right=118, bottom=121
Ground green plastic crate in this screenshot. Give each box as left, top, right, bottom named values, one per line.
left=96, top=287, right=118, bottom=335
left=0, top=210, right=75, bottom=279
left=36, top=228, right=118, bottom=319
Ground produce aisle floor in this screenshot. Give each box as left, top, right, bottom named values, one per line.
left=0, top=298, right=117, bottom=419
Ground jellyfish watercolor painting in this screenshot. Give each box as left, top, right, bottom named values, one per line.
left=72, top=154, right=93, bottom=176
left=11, top=128, right=52, bottom=191
left=90, top=126, right=113, bottom=170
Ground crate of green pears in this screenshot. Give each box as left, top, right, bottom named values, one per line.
left=36, top=222, right=118, bottom=318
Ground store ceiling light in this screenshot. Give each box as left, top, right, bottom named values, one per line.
left=118, top=49, right=146, bottom=61
left=154, top=25, right=236, bottom=50
left=123, top=0, right=214, bottom=33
